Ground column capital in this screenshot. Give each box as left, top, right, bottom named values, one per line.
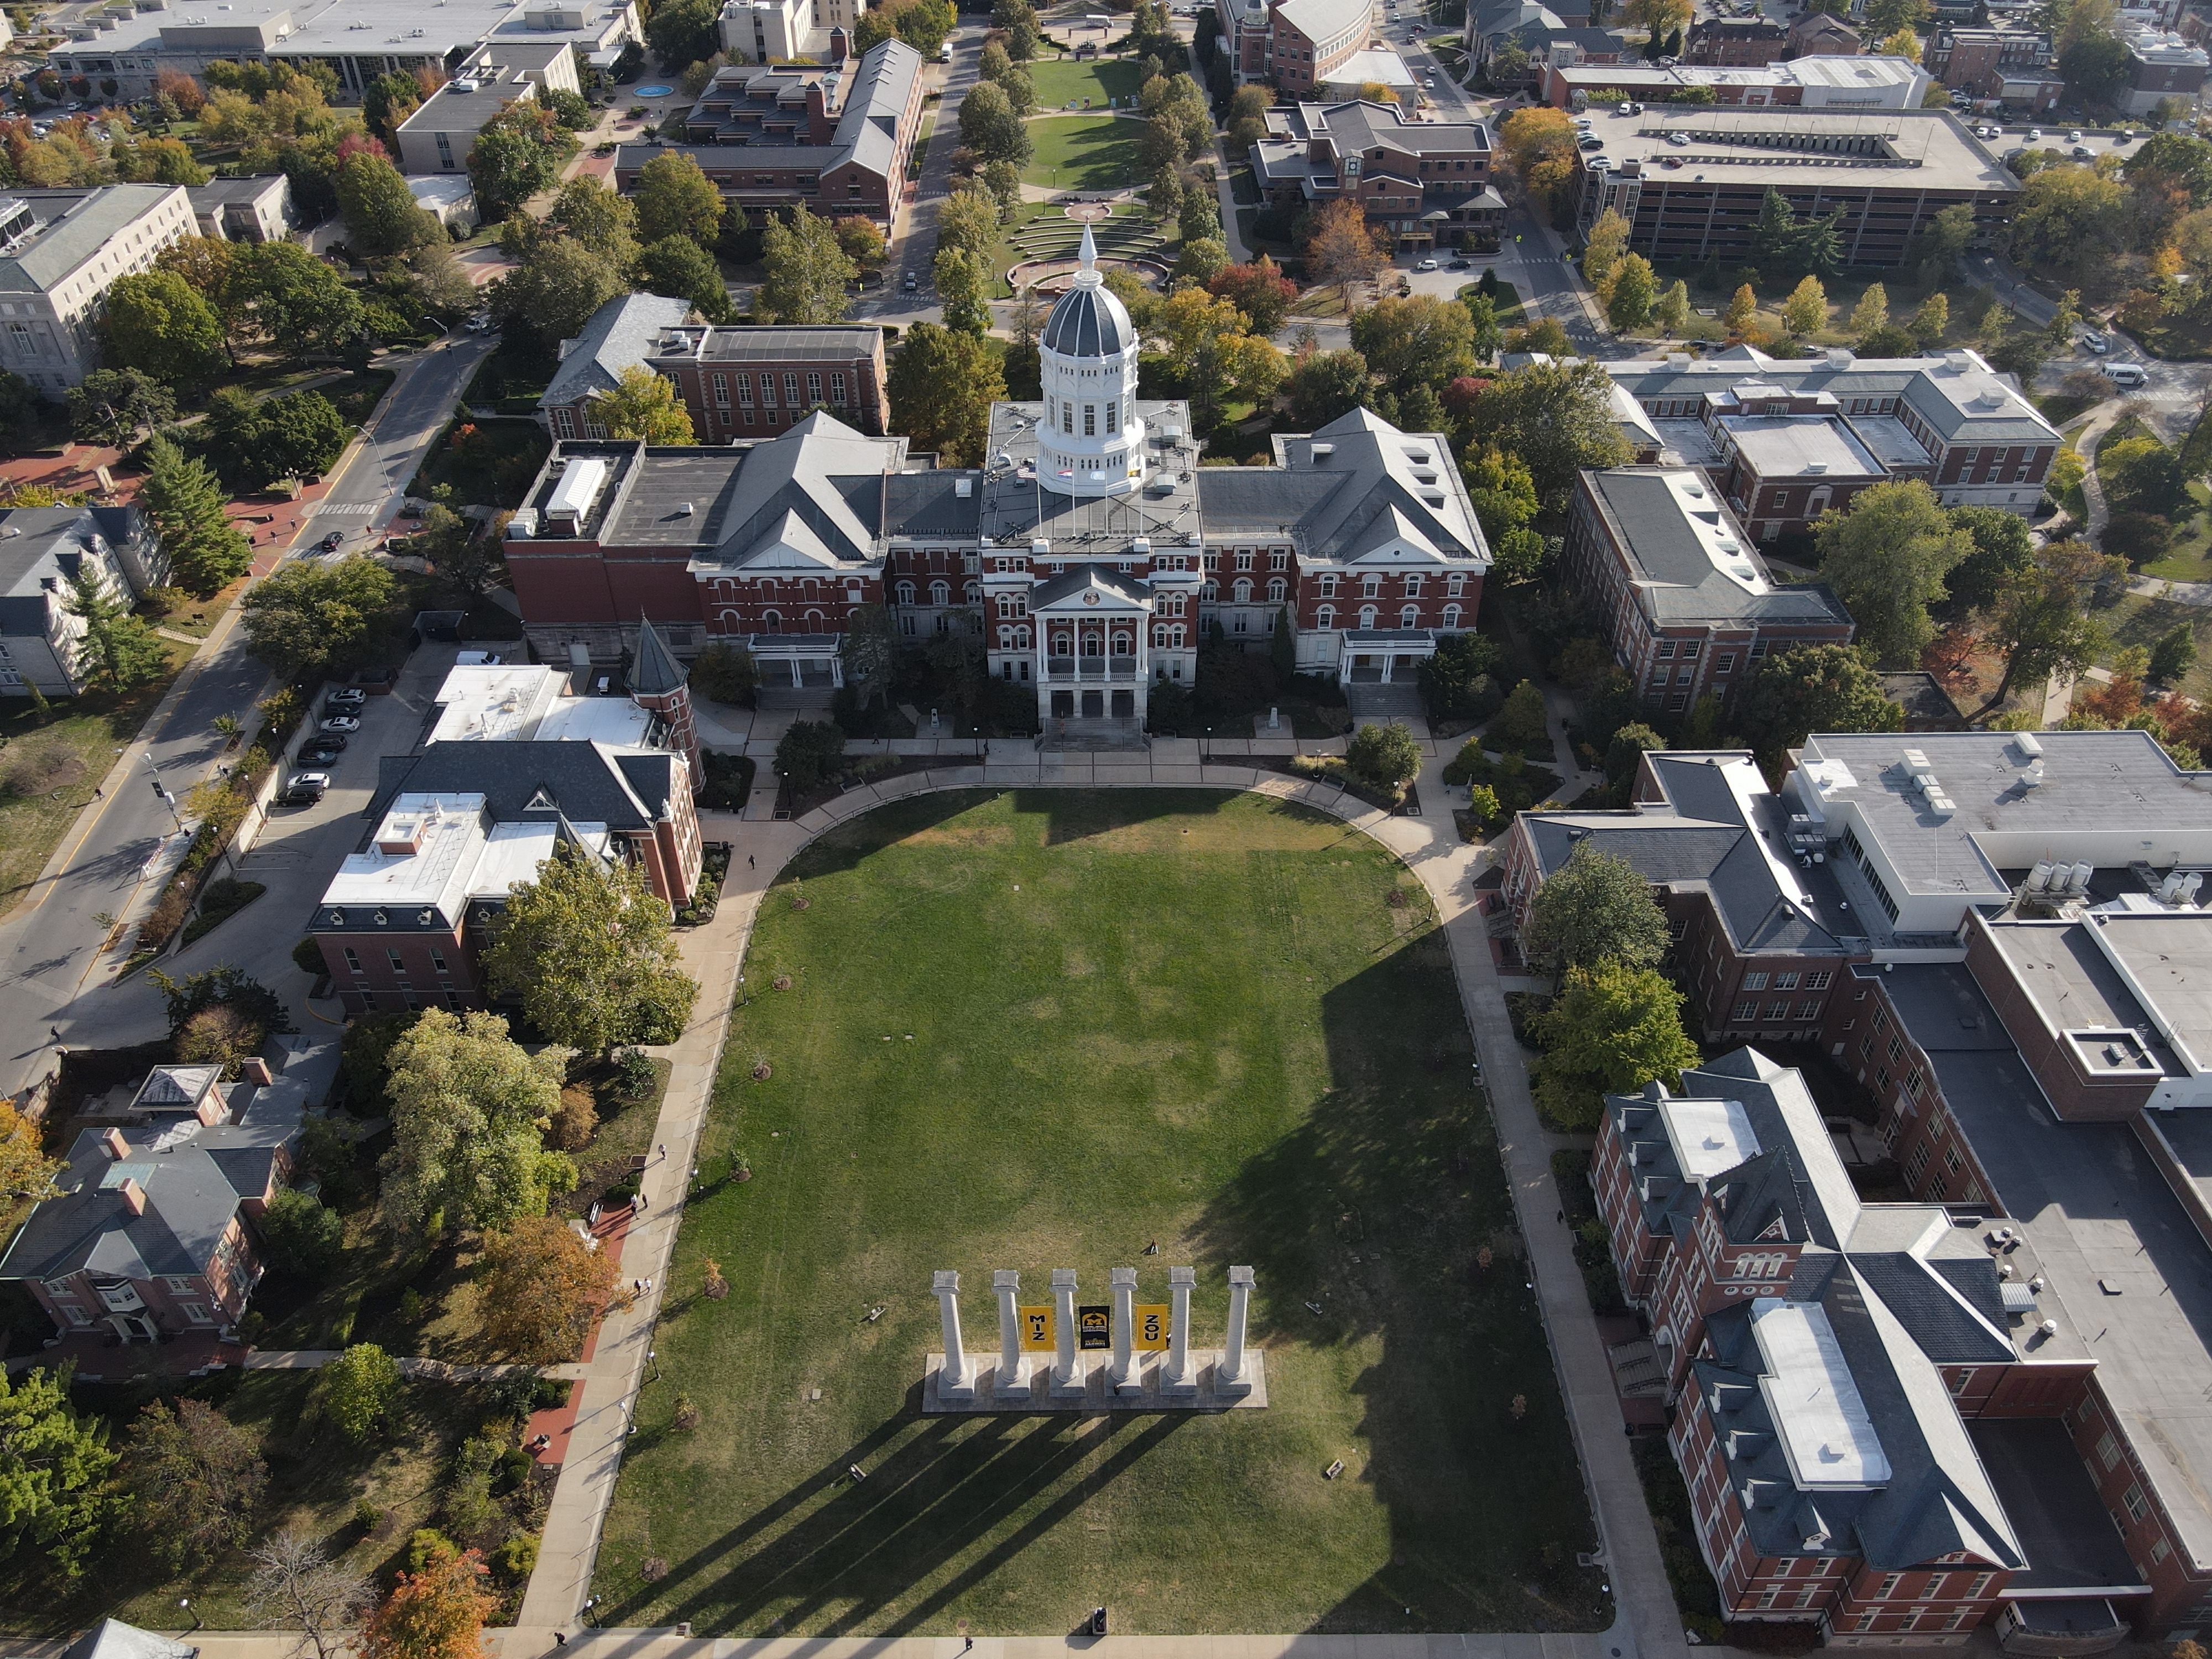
left=933, top=1269, right=961, bottom=1294
left=1228, top=1264, right=1255, bottom=1287
left=1169, top=1265, right=1196, bottom=1286
left=993, top=1269, right=1021, bottom=1291
left=1109, top=1266, right=1137, bottom=1288
left=1051, top=1267, right=1078, bottom=1290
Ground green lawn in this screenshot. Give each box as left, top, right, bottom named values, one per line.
left=1027, top=55, right=1150, bottom=109
left=594, top=790, right=1606, bottom=1637
left=2098, top=594, right=2212, bottom=706
left=1021, top=113, right=1149, bottom=192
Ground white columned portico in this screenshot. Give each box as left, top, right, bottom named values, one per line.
left=993, top=1269, right=1029, bottom=1398
left=933, top=1269, right=974, bottom=1399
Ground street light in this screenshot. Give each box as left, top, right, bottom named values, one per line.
left=141, top=753, right=182, bottom=832
left=649, top=1347, right=661, bottom=1382
left=180, top=1599, right=201, bottom=1635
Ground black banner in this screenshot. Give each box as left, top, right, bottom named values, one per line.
left=1077, top=1303, right=1110, bottom=1350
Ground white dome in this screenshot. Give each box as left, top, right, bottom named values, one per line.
left=1040, top=222, right=1134, bottom=359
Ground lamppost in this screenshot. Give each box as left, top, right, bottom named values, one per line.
left=649, top=1347, right=661, bottom=1383
left=137, top=751, right=181, bottom=832
left=180, top=1599, right=201, bottom=1635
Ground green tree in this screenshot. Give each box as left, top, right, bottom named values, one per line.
left=1532, top=960, right=1702, bottom=1131
left=1735, top=643, right=1903, bottom=758
left=120, top=135, right=210, bottom=186
left=241, top=555, right=397, bottom=677
left=262, top=389, right=350, bottom=481
left=67, top=368, right=174, bottom=447
left=408, top=238, right=479, bottom=320
left=467, top=100, right=570, bottom=219
left=1974, top=540, right=2122, bottom=717
left=757, top=205, right=858, bottom=325
left=239, top=241, right=365, bottom=359
left=488, top=239, right=628, bottom=345
left=2104, top=435, right=2193, bottom=517
left=546, top=175, right=639, bottom=265
left=101, top=269, right=225, bottom=388
left=1583, top=207, right=1631, bottom=295
left=1463, top=358, right=1634, bottom=512
left=1944, top=504, right=2036, bottom=617
left=2151, top=623, right=2199, bottom=685
left=1522, top=843, right=1669, bottom=978
left=635, top=149, right=725, bottom=249
left=1604, top=721, right=1667, bottom=783
left=935, top=185, right=1003, bottom=262
left=363, top=71, right=424, bottom=144
left=1286, top=348, right=1371, bottom=428
left=0, top=1366, right=114, bottom=1573
left=934, top=243, right=994, bottom=335
left=887, top=322, right=1006, bottom=466
left=1652, top=279, right=1692, bottom=336
left=957, top=79, right=1030, bottom=165
left=690, top=640, right=757, bottom=704
left=1462, top=443, right=1540, bottom=540
left=776, top=717, right=847, bottom=790
left=590, top=363, right=696, bottom=444
left=647, top=0, right=721, bottom=69
left=1349, top=293, right=1477, bottom=398
left=1847, top=282, right=1889, bottom=342
left=311, top=1344, right=400, bottom=1444
left=1606, top=253, right=1657, bottom=332
left=379, top=1009, right=574, bottom=1235
left=2011, top=163, right=2128, bottom=279
left=335, top=150, right=434, bottom=256
left=260, top=1186, right=345, bottom=1276
left=1910, top=290, right=1949, bottom=346
left=483, top=852, right=701, bottom=1055
left=638, top=234, right=732, bottom=322
left=1813, top=479, right=1970, bottom=665
left=1344, top=721, right=1423, bottom=790
left=1781, top=274, right=1828, bottom=337
left=122, top=1397, right=267, bottom=1569
left=65, top=564, right=166, bottom=691
left=139, top=435, right=252, bottom=598
left=1984, top=322, right=2050, bottom=387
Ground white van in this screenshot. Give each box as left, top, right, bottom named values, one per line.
left=939, top=40, right=953, bottom=61
left=2104, top=362, right=2148, bottom=387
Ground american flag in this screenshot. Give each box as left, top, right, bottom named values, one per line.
left=1056, top=468, right=1074, bottom=477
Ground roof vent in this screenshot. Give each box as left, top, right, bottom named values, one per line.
left=1131, top=537, right=1150, bottom=553
left=677, top=501, right=696, bottom=517
left=1032, top=538, right=1051, bottom=557
left=1310, top=443, right=1334, bottom=460
left=954, top=477, right=972, bottom=497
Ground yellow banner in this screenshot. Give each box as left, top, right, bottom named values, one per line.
left=1134, top=1304, right=1170, bottom=1350
left=1019, top=1305, right=1055, bottom=1350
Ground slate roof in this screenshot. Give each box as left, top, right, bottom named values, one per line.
left=1579, top=467, right=1853, bottom=629
left=1521, top=753, right=1854, bottom=954
left=630, top=617, right=687, bottom=696
left=1244, top=408, right=1491, bottom=567
left=377, top=740, right=662, bottom=830
left=1031, top=563, right=1152, bottom=607
left=0, top=186, right=181, bottom=296
left=0, top=505, right=131, bottom=638
left=1041, top=275, right=1135, bottom=358
left=540, top=293, right=695, bottom=412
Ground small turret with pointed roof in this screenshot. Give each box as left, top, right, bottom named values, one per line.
left=629, top=617, right=701, bottom=791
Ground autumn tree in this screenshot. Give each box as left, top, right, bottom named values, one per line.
left=1208, top=256, right=1297, bottom=336
left=887, top=321, right=1006, bottom=466
left=1974, top=541, right=2123, bottom=717
left=0, top=1100, right=59, bottom=1202
left=1781, top=274, right=1828, bottom=336
left=1813, top=479, right=1971, bottom=665
left=1497, top=105, right=1578, bottom=219
left=1723, top=281, right=1760, bottom=339
left=479, top=1214, right=618, bottom=1363
left=244, top=1527, right=373, bottom=1659
left=1302, top=197, right=1390, bottom=301
left=482, top=849, right=701, bottom=1056
left=359, top=1537, right=495, bottom=1659
left=591, top=364, right=696, bottom=444
left=379, top=1011, right=574, bottom=1237
left=1521, top=843, right=1669, bottom=979
left=122, top=1397, right=267, bottom=1568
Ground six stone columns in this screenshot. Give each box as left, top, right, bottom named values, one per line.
left=1050, top=1267, right=1084, bottom=1396
left=1108, top=1266, right=1140, bottom=1395
left=993, top=1269, right=1028, bottom=1398
left=933, top=1269, right=974, bottom=1398
left=1162, top=1264, right=1197, bottom=1396
left=1217, top=1264, right=1255, bottom=1397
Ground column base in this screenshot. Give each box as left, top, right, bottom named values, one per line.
left=923, top=1351, right=1266, bottom=1412
left=936, top=1359, right=976, bottom=1400
left=1050, top=1359, right=1091, bottom=1398
left=992, top=1359, right=1034, bottom=1399
left=1159, top=1359, right=1199, bottom=1398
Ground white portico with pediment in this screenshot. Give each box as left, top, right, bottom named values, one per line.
left=1030, top=564, right=1155, bottom=723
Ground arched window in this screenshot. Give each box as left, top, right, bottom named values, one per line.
left=1400, top=604, right=1420, bottom=628
left=763, top=610, right=784, bottom=633
left=1052, top=633, right=1072, bottom=655
left=896, top=580, right=916, bottom=604
left=1153, top=624, right=1168, bottom=647
left=1171, top=624, right=1185, bottom=648
left=805, top=609, right=825, bottom=629
left=964, top=581, right=981, bottom=604
left=801, top=578, right=819, bottom=598
left=999, top=625, right=1015, bottom=648
left=1316, top=604, right=1335, bottom=629
left=719, top=607, right=744, bottom=627
left=1266, top=577, right=1287, bottom=602
left=1441, top=602, right=1462, bottom=629
left=1112, top=631, right=1133, bottom=655
left=1201, top=582, right=1219, bottom=603
left=1359, top=604, right=1378, bottom=628
left=1017, top=625, right=1031, bottom=648
left=1233, top=577, right=1254, bottom=604
left=930, top=580, right=950, bottom=606
left=1082, top=632, right=1103, bottom=656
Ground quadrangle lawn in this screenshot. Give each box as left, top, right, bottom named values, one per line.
left=1022, top=113, right=1147, bottom=192
left=1027, top=55, right=1150, bottom=109
left=594, top=790, right=1607, bottom=1637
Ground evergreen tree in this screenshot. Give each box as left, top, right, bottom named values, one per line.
left=64, top=564, right=168, bottom=691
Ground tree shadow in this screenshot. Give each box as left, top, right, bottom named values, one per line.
left=1009, top=786, right=1237, bottom=846
left=1187, top=935, right=1610, bottom=1634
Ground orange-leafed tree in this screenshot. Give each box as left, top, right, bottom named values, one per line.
left=1301, top=199, right=1390, bottom=305
left=478, top=1213, right=618, bottom=1364
left=361, top=1542, right=496, bottom=1659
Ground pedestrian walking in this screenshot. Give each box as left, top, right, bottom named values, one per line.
left=49, top=1026, right=60, bottom=1042
left=657, top=1142, right=666, bottom=1160
left=964, top=1639, right=974, bottom=1652
left=554, top=1636, right=567, bottom=1648
left=749, top=853, right=757, bottom=868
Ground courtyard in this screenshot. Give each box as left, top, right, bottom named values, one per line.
left=592, top=789, right=1606, bottom=1637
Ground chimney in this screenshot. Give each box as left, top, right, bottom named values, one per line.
left=103, top=1126, right=128, bottom=1160
left=119, top=1176, right=145, bottom=1215
left=239, top=1056, right=273, bottom=1086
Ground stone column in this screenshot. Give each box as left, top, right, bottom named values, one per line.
left=1162, top=1265, right=1197, bottom=1396
left=1217, top=1264, right=1255, bottom=1397
left=994, top=1269, right=1029, bottom=1399
left=1051, top=1268, right=1084, bottom=1395
left=1108, top=1266, right=1139, bottom=1394
left=933, top=1270, right=974, bottom=1399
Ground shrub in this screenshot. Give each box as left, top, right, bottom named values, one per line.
left=775, top=719, right=846, bottom=792
left=406, top=1527, right=455, bottom=1572
left=614, top=1046, right=656, bottom=1099
left=547, top=1083, right=598, bottom=1151
left=260, top=1187, right=344, bottom=1275
left=1488, top=679, right=1551, bottom=752
left=292, top=936, right=328, bottom=975
left=492, top=1532, right=540, bottom=1579
left=1466, top=782, right=1501, bottom=827
left=176, top=1002, right=268, bottom=1075
left=1344, top=721, right=1423, bottom=791
left=690, top=641, right=757, bottom=705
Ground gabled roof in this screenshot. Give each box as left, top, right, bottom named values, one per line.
left=691, top=410, right=901, bottom=573
left=540, top=293, right=694, bottom=411
left=1243, top=408, right=1491, bottom=568
left=61, top=1622, right=196, bottom=1659
left=1031, top=563, right=1152, bottom=611
left=379, top=741, right=663, bottom=830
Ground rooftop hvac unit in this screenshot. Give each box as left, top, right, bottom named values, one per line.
left=2026, top=858, right=2055, bottom=894
left=2014, top=732, right=2044, bottom=758
left=2000, top=1282, right=2037, bottom=1313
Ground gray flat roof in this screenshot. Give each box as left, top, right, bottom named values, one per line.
left=1571, top=105, right=2020, bottom=196
left=0, top=186, right=180, bottom=296
left=655, top=325, right=884, bottom=364
left=1887, top=959, right=2212, bottom=1571
left=1968, top=1419, right=2148, bottom=1593
left=399, top=76, right=535, bottom=132
left=1721, top=414, right=1885, bottom=479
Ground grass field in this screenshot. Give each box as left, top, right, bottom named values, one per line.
left=1022, top=113, right=1147, bottom=192
left=594, top=790, right=1605, bottom=1637
left=1027, top=55, right=1149, bottom=109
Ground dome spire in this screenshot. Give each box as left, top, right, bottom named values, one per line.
left=1079, top=219, right=1097, bottom=272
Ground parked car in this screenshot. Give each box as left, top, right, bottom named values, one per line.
left=325, top=687, right=368, bottom=709
left=1588, top=155, right=1616, bottom=170
left=319, top=716, right=361, bottom=734
left=2026, top=127, right=2043, bottom=141
left=455, top=650, right=505, bottom=666
left=1447, top=257, right=1470, bottom=269
left=2081, top=329, right=2109, bottom=353
left=1616, top=100, right=1633, bottom=114
left=2067, top=128, right=2083, bottom=143
left=298, top=741, right=345, bottom=764
left=1415, top=257, right=1439, bottom=271
left=1666, top=130, right=1690, bottom=145
left=283, top=773, right=330, bottom=805
left=903, top=270, right=919, bottom=292
left=2072, top=145, right=2093, bottom=159
left=466, top=313, right=494, bottom=332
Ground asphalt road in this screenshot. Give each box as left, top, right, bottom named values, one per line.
left=0, top=335, right=496, bottom=1103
